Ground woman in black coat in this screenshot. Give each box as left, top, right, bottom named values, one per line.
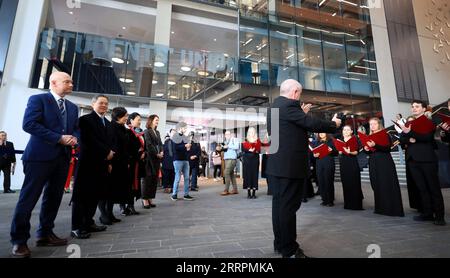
left=313, top=133, right=338, bottom=207
left=99, top=107, right=130, bottom=225
left=339, top=125, right=364, bottom=210
left=364, top=118, right=404, bottom=217
left=142, top=115, right=163, bottom=208
left=125, top=112, right=146, bottom=215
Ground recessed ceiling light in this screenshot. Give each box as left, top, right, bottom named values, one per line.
left=122, top=26, right=127, bottom=30
left=69, top=11, right=73, bottom=15
left=170, top=95, right=179, bottom=99
left=213, top=38, right=217, bottom=42
left=112, top=57, right=124, bottom=64
left=126, top=92, right=136, bottom=96
left=119, top=78, right=133, bottom=83
left=182, top=84, right=191, bottom=89
left=181, top=66, right=191, bottom=72
left=197, top=71, right=209, bottom=77
left=168, top=81, right=176, bottom=85
left=152, top=80, right=158, bottom=84
left=156, top=93, right=164, bottom=97
left=224, top=53, right=229, bottom=57
left=171, top=31, right=175, bottom=34
left=154, top=62, right=165, bottom=67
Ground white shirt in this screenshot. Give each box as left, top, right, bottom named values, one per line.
left=50, top=90, right=66, bottom=111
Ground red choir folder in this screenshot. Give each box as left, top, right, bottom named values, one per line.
left=333, top=136, right=358, bottom=154
left=405, top=114, right=435, bottom=134
left=438, top=113, right=450, bottom=126
left=310, top=143, right=331, bottom=159
left=358, top=130, right=390, bottom=151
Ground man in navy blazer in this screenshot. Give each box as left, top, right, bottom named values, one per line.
left=10, top=72, right=79, bottom=258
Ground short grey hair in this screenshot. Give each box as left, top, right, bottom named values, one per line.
left=280, top=79, right=302, bottom=96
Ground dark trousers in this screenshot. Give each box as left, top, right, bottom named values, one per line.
left=98, top=200, right=114, bottom=220
left=162, top=168, right=175, bottom=189
left=269, top=175, right=304, bottom=258
left=199, top=163, right=207, bottom=177
left=71, top=198, right=98, bottom=231
left=316, top=159, right=335, bottom=204
left=10, top=157, right=69, bottom=245
left=213, top=165, right=221, bottom=178
left=408, top=161, right=445, bottom=219
left=190, top=166, right=198, bottom=189
left=1, top=164, right=11, bottom=191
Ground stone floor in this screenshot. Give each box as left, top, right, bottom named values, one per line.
left=1, top=178, right=450, bottom=258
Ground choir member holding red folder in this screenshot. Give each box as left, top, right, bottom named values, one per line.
left=399, top=116, right=423, bottom=213
left=363, top=118, right=404, bottom=217
left=400, top=100, right=445, bottom=225
left=336, top=126, right=364, bottom=210
left=312, top=133, right=337, bottom=207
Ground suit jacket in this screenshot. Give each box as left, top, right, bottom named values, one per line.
left=188, top=142, right=201, bottom=168
left=72, top=111, right=112, bottom=202
left=266, top=96, right=337, bottom=179
left=22, top=92, right=79, bottom=162
left=0, top=141, right=16, bottom=166
left=400, top=130, right=437, bottom=163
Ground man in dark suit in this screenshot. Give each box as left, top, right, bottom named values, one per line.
left=440, top=98, right=450, bottom=156
left=10, top=72, right=79, bottom=258
left=71, top=95, right=114, bottom=239
left=0, top=131, right=16, bottom=193
left=401, top=100, right=446, bottom=226
left=266, top=79, right=341, bottom=258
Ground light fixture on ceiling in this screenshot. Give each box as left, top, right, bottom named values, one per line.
left=213, top=38, right=217, bottom=42
left=182, top=84, right=191, bottom=89
left=169, top=95, right=179, bottom=99
left=168, top=81, right=176, bottom=85
left=154, top=62, right=165, bottom=67
left=126, top=92, right=136, bottom=96
left=122, top=26, right=127, bottom=30
left=181, top=66, right=191, bottom=72
left=156, top=93, right=164, bottom=97
left=69, top=11, right=73, bottom=15
left=152, top=80, right=158, bottom=84
left=119, top=78, right=133, bottom=83
left=171, top=31, right=175, bottom=34
left=197, top=71, right=209, bottom=77
left=112, top=57, right=124, bottom=64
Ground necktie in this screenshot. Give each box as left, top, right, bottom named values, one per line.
left=58, top=99, right=65, bottom=116
left=101, top=117, right=106, bottom=126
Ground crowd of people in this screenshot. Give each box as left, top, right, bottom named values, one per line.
left=3, top=72, right=449, bottom=259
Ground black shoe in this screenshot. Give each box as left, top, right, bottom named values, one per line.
left=190, top=188, right=198, bottom=192
left=320, top=202, right=327, bottom=206
left=71, top=230, right=91, bottom=239
left=99, top=216, right=113, bottom=225
left=120, top=207, right=131, bottom=216
left=414, top=215, right=435, bottom=222
left=128, top=206, right=140, bottom=215
left=283, top=248, right=310, bottom=258
left=251, top=190, right=257, bottom=199
left=4, top=189, right=15, bottom=194
left=434, top=218, right=446, bottom=226
left=149, top=203, right=156, bottom=208
left=326, top=203, right=334, bottom=207
left=183, top=195, right=194, bottom=201
left=111, top=216, right=121, bottom=223
left=86, top=224, right=107, bottom=233
left=302, top=198, right=308, bottom=203
left=170, top=195, right=178, bottom=201
left=247, top=190, right=252, bottom=199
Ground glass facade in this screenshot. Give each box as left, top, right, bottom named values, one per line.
left=30, top=0, right=382, bottom=125
left=0, top=0, right=19, bottom=86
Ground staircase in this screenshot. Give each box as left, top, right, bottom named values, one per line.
left=334, top=151, right=407, bottom=187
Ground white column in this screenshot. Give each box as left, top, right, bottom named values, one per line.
left=154, top=0, right=172, bottom=46
left=369, top=1, right=411, bottom=121
left=0, top=0, right=49, bottom=189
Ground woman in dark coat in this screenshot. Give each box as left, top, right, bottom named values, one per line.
left=364, top=118, right=404, bottom=217
left=339, top=125, right=364, bottom=210
left=142, top=115, right=163, bottom=208
left=162, top=129, right=176, bottom=194
left=313, top=133, right=338, bottom=207
left=99, top=107, right=130, bottom=225
left=242, top=127, right=261, bottom=199
left=125, top=112, right=145, bottom=215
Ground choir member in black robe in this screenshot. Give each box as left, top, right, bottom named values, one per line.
left=364, top=118, right=404, bottom=217
left=400, top=100, right=445, bottom=225
left=399, top=116, right=423, bottom=213
left=313, top=133, right=337, bottom=207
left=339, top=125, right=364, bottom=210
